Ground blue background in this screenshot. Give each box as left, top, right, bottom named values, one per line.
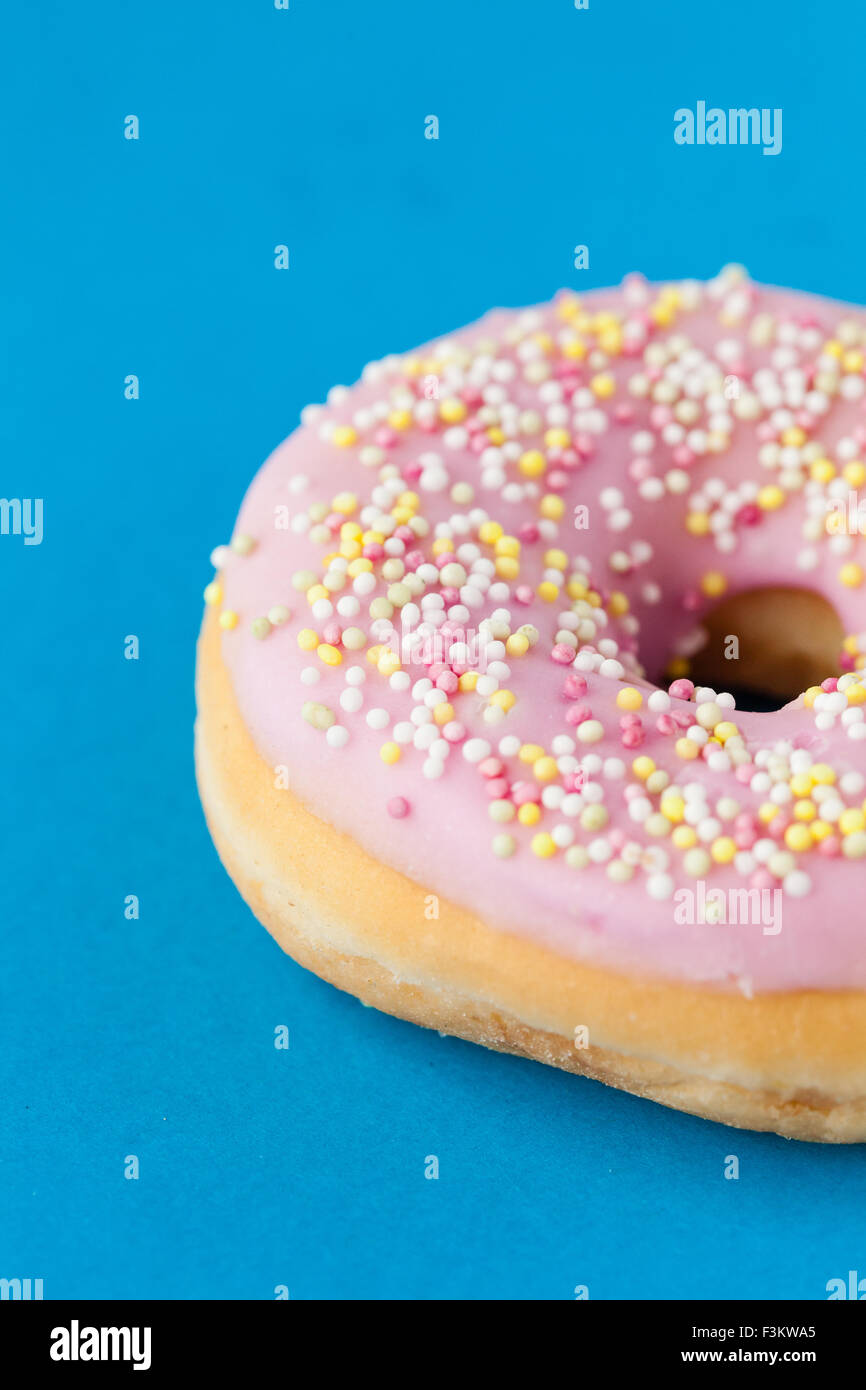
left=2, top=0, right=865, bottom=1300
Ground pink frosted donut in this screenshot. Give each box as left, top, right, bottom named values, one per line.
left=196, top=267, right=866, bottom=1142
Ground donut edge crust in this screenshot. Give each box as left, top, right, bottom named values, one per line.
left=195, top=607, right=866, bottom=1142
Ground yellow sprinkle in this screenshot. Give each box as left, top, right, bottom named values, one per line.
left=839, top=563, right=864, bottom=588
left=306, top=584, right=329, bottom=605
left=789, top=773, right=813, bottom=797
left=366, top=644, right=383, bottom=664
left=331, top=492, right=357, bottom=514
left=519, top=743, right=545, bottom=763
left=432, top=702, right=454, bottom=726
left=533, top=756, right=559, bottom=782
left=714, top=721, right=738, bottom=743
left=439, top=398, right=467, bottom=423
left=711, top=836, right=737, bottom=864
left=517, top=803, right=541, bottom=826
left=843, top=461, right=866, bottom=487
left=616, top=687, right=643, bottom=711
left=531, top=832, right=557, bottom=858
left=672, top=825, right=697, bottom=849
left=810, top=819, right=833, bottom=842
left=632, top=756, right=655, bottom=780
left=793, top=799, right=816, bottom=821
left=479, top=520, right=504, bottom=544
left=757, top=485, right=785, bottom=511
left=219, top=609, right=239, bottom=630
left=380, top=742, right=402, bottom=765
left=332, top=425, right=357, bottom=448
left=811, top=458, right=836, bottom=484
left=590, top=373, right=615, bottom=398
left=608, top=591, right=629, bottom=616
left=660, top=795, right=685, bottom=823
left=785, top=824, right=812, bottom=852
left=544, top=548, right=568, bottom=571
left=685, top=512, right=711, bottom=536
left=387, top=410, right=412, bottom=431
left=505, top=633, right=530, bottom=658
left=700, top=571, right=727, bottom=598
left=519, top=450, right=546, bottom=478
left=675, top=738, right=700, bottom=760
left=847, top=685, right=866, bottom=705
left=490, top=689, right=516, bottom=711
left=495, top=556, right=520, bottom=581
left=317, top=643, right=342, bottom=666
left=495, top=535, right=521, bottom=558
left=544, top=428, right=571, bottom=449
left=536, top=581, right=559, bottom=602
left=839, top=808, right=866, bottom=835
left=780, top=426, right=807, bottom=448
left=297, top=628, right=319, bottom=651
left=377, top=651, right=402, bottom=678
left=539, top=494, right=565, bottom=520
left=810, top=764, right=835, bottom=785
left=802, top=685, right=822, bottom=709
left=458, top=672, right=479, bottom=692
left=204, top=581, right=222, bottom=606
left=347, top=557, right=373, bottom=576
left=758, top=802, right=779, bottom=823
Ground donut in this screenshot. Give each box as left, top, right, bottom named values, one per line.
left=196, top=266, right=866, bottom=1143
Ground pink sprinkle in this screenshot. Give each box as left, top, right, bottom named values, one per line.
left=439, top=587, right=460, bottom=606
left=442, top=721, right=466, bottom=744
left=404, top=549, right=425, bottom=571
left=621, top=725, right=645, bottom=749
left=518, top=522, right=539, bottom=543
left=749, top=869, right=775, bottom=891
left=387, top=797, right=410, bottom=819
left=478, top=757, right=505, bottom=779
left=736, top=504, right=760, bottom=527
left=564, top=770, right=585, bottom=792
left=514, top=585, right=534, bottom=605
left=672, top=446, right=695, bottom=467
left=551, top=643, right=575, bottom=665
left=565, top=703, right=592, bottom=726
left=374, top=427, right=398, bottom=449
left=322, top=619, right=342, bottom=646
left=669, top=678, right=695, bottom=701
left=656, top=713, right=679, bottom=736
left=819, top=835, right=841, bottom=857
left=363, top=542, right=385, bottom=561
left=436, top=670, right=459, bottom=695
left=735, top=763, right=755, bottom=783
left=821, top=677, right=838, bottom=692
left=619, top=713, right=642, bottom=728
left=512, top=781, right=540, bottom=806
left=435, top=552, right=457, bottom=569
left=563, top=672, right=588, bottom=699
left=486, top=777, right=509, bottom=799
left=735, top=828, right=757, bottom=850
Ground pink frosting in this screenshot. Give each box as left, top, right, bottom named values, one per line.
left=212, top=271, right=866, bottom=993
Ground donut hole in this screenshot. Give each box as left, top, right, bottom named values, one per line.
left=673, top=587, right=845, bottom=712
